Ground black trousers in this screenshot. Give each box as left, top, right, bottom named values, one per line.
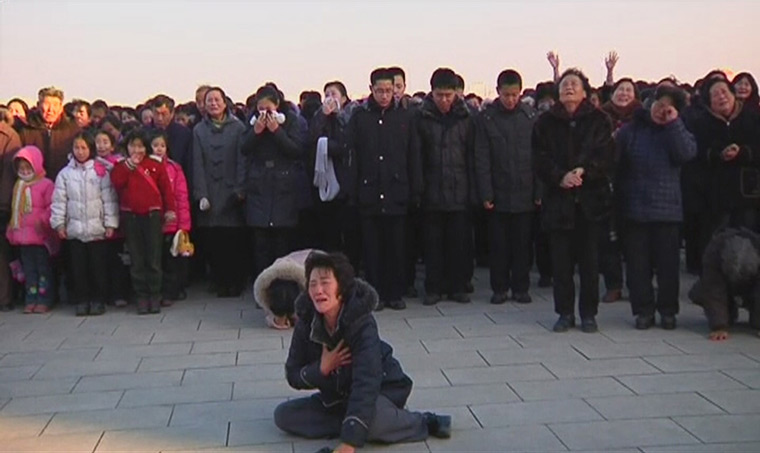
left=598, top=216, right=624, bottom=292
left=625, top=221, right=681, bottom=317
left=532, top=210, right=552, bottom=279
left=424, top=210, right=469, bottom=295
left=489, top=211, right=533, bottom=294
left=274, top=393, right=428, bottom=445
left=162, top=234, right=189, bottom=298
left=549, top=208, right=601, bottom=318
left=683, top=210, right=711, bottom=274
left=204, top=227, right=247, bottom=291
left=0, top=217, right=12, bottom=307
left=252, top=227, right=293, bottom=280
left=68, top=239, right=108, bottom=304
left=124, top=212, right=163, bottom=301
left=105, top=238, right=130, bottom=303
left=404, top=207, right=423, bottom=290
left=362, top=214, right=405, bottom=302
left=313, top=200, right=362, bottom=270
left=18, top=245, right=52, bottom=306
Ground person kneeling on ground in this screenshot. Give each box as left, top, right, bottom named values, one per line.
left=689, top=228, right=760, bottom=341
left=274, top=251, right=451, bottom=453
left=253, top=249, right=315, bottom=329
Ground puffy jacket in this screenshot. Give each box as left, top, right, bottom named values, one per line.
left=416, top=95, right=474, bottom=211
left=192, top=114, right=246, bottom=228
left=51, top=158, right=119, bottom=242
left=241, top=110, right=308, bottom=228
left=111, top=155, right=176, bottom=216
left=616, top=109, right=697, bottom=223
left=286, top=279, right=413, bottom=448
left=6, top=146, right=59, bottom=254
left=475, top=101, right=538, bottom=213
left=344, top=97, right=422, bottom=216
left=159, top=158, right=191, bottom=234
left=19, top=112, right=80, bottom=181
left=532, top=101, right=616, bottom=230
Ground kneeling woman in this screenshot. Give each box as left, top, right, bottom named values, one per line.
left=274, top=252, right=451, bottom=452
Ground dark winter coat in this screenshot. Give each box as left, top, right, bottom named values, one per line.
left=344, top=97, right=422, bottom=216
left=681, top=104, right=711, bottom=214
left=475, top=100, right=539, bottom=213
left=691, top=101, right=760, bottom=214
left=308, top=102, right=359, bottom=202
left=416, top=95, right=474, bottom=211
left=241, top=110, right=307, bottom=228
left=285, top=279, right=413, bottom=448
left=532, top=100, right=616, bottom=230
left=688, top=228, right=760, bottom=331
left=0, top=123, right=22, bottom=213
left=19, top=112, right=80, bottom=181
left=192, top=114, right=246, bottom=228
left=616, top=109, right=697, bottom=223
left=155, top=121, right=193, bottom=180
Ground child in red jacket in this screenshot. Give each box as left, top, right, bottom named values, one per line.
left=149, top=131, right=191, bottom=304
left=111, top=129, right=176, bottom=314
left=6, top=146, right=59, bottom=314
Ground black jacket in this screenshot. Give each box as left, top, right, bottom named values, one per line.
left=416, top=95, right=474, bottom=211
left=285, top=279, right=413, bottom=448
left=532, top=100, right=616, bottom=230
left=344, top=97, right=422, bottom=216
left=691, top=101, right=760, bottom=214
left=475, top=101, right=539, bottom=213
left=19, top=112, right=80, bottom=181
left=159, top=121, right=193, bottom=179
left=241, top=110, right=308, bottom=228
left=308, top=102, right=359, bottom=202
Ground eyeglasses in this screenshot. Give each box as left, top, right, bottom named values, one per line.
left=373, top=88, right=394, bottom=95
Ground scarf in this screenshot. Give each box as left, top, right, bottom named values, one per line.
left=313, top=136, right=340, bottom=201
left=9, top=178, right=38, bottom=229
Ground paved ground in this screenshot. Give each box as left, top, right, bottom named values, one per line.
left=0, top=268, right=759, bottom=452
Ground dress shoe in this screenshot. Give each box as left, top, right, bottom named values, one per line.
left=581, top=317, right=599, bottom=333
left=635, top=315, right=655, bottom=330
left=553, top=315, right=575, bottom=332
left=423, top=293, right=442, bottom=306
left=386, top=299, right=406, bottom=310
left=513, top=292, right=532, bottom=304
left=661, top=315, right=677, bottom=330
left=424, top=412, right=452, bottom=439
left=449, top=293, right=471, bottom=304
left=490, top=292, right=508, bottom=305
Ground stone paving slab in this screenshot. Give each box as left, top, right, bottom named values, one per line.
left=548, top=418, right=701, bottom=450
left=73, top=370, right=183, bottom=393
left=472, top=398, right=602, bottom=427
left=0, top=431, right=102, bottom=452
left=1, top=389, right=123, bottom=416
left=96, top=420, right=228, bottom=452
left=509, top=376, right=634, bottom=401
left=616, top=370, right=750, bottom=394
left=673, top=414, right=760, bottom=443
left=585, top=392, right=725, bottom=419
left=44, top=406, right=173, bottom=435
left=118, top=383, right=232, bottom=408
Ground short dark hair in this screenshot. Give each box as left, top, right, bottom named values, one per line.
left=612, top=77, right=640, bottom=100
left=323, top=81, right=349, bottom=100
left=654, top=85, right=687, bottom=112
left=455, top=74, right=465, bottom=90
left=74, top=100, right=91, bottom=116
left=72, top=131, right=96, bottom=160
left=92, top=99, right=109, bottom=111
left=304, top=251, right=356, bottom=303
left=101, top=113, right=123, bottom=130
left=370, top=67, right=394, bottom=86
left=266, top=279, right=300, bottom=317
left=430, top=68, right=459, bottom=90
left=7, top=98, right=29, bottom=115
left=95, top=129, right=116, bottom=146
left=558, top=68, right=592, bottom=97
left=149, top=129, right=170, bottom=152
left=151, top=94, right=176, bottom=112
left=387, top=66, right=406, bottom=83
left=497, top=70, right=523, bottom=90
left=254, top=85, right=280, bottom=106
left=123, top=128, right=151, bottom=154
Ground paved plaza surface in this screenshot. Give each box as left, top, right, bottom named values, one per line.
left=0, top=268, right=759, bottom=452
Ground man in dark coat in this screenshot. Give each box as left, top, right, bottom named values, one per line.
left=416, top=68, right=475, bottom=305
left=19, top=87, right=80, bottom=180
left=344, top=68, right=422, bottom=310
left=475, top=69, right=538, bottom=305
left=151, top=95, right=193, bottom=180
left=0, top=122, right=22, bottom=310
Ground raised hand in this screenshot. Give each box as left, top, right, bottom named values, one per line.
left=605, top=51, right=619, bottom=71
left=547, top=51, right=560, bottom=70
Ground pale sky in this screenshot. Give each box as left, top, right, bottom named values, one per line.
left=2, top=0, right=759, bottom=106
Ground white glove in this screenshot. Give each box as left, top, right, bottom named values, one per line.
left=199, top=198, right=210, bottom=211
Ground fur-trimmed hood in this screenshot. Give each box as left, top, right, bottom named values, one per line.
left=253, top=249, right=314, bottom=314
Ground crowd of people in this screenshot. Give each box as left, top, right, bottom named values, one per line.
left=0, top=52, right=759, bottom=340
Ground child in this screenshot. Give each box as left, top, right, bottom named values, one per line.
left=253, top=249, right=314, bottom=329
left=95, top=129, right=131, bottom=307
left=149, top=131, right=191, bottom=305
left=50, top=132, right=119, bottom=316
left=111, top=129, right=176, bottom=315
left=6, top=146, right=59, bottom=314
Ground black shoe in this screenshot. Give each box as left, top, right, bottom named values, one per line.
left=89, top=302, right=105, bottom=316
left=538, top=276, right=553, bottom=288
left=423, top=293, right=442, bottom=306
left=513, top=292, right=532, bottom=304
left=404, top=286, right=419, bottom=299
left=137, top=300, right=149, bottom=315
left=449, top=293, right=471, bottom=304
left=490, top=292, right=508, bottom=305
left=553, top=315, right=575, bottom=332
left=314, top=447, right=333, bottom=453
left=661, top=315, right=677, bottom=330
left=148, top=299, right=161, bottom=314
left=465, top=281, right=474, bottom=294
left=424, top=412, right=452, bottom=439
left=581, top=317, right=598, bottom=333
left=635, top=315, right=655, bottom=330
left=374, top=300, right=385, bottom=312
left=0, top=304, right=12, bottom=312
left=75, top=303, right=90, bottom=317
left=386, top=299, right=406, bottom=310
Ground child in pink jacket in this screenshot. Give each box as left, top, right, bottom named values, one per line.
left=6, top=146, right=59, bottom=314
left=150, top=131, right=191, bottom=304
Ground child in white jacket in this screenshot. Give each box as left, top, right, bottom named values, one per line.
left=51, top=132, right=119, bottom=316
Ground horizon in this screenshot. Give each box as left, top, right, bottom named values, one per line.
left=2, top=0, right=759, bottom=106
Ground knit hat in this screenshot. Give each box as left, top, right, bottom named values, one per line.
left=654, top=85, right=687, bottom=112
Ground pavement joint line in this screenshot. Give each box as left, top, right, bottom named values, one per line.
left=544, top=422, right=571, bottom=451
left=420, top=339, right=431, bottom=354
left=179, top=369, right=187, bottom=386
left=196, top=319, right=202, bottom=331
left=504, top=381, right=524, bottom=402
left=452, top=325, right=465, bottom=339
left=114, top=389, right=127, bottom=409
left=581, top=396, right=608, bottom=421
left=475, top=350, right=491, bottom=367
left=230, top=382, right=235, bottom=400
left=718, top=369, right=753, bottom=389
left=70, top=376, right=84, bottom=394
left=539, top=362, right=560, bottom=380
left=466, top=404, right=484, bottom=429
left=640, top=355, right=668, bottom=374
left=668, top=415, right=707, bottom=444
left=610, top=374, right=640, bottom=396
left=662, top=338, right=690, bottom=354
left=92, top=346, right=104, bottom=362
left=27, top=363, right=45, bottom=380
left=21, top=329, right=34, bottom=340
left=740, top=351, right=760, bottom=365
left=440, top=369, right=454, bottom=387
left=225, top=421, right=231, bottom=447
left=694, top=390, right=733, bottom=415
left=38, top=412, right=55, bottom=436
left=570, top=344, right=592, bottom=361
left=166, top=404, right=176, bottom=427
left=148, top=331, right=156, bottom=345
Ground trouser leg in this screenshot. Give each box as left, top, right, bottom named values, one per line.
left=653, top=222, right=681, bottom=317
left=273, top=394, right=342, bottom=439
left=366, top=394, right=428, bottom=444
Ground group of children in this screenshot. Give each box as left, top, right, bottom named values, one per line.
left=7, top=129, right=191, bottom=315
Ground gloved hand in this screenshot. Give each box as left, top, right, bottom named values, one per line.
left=199, top=198, right=210, bottom=211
